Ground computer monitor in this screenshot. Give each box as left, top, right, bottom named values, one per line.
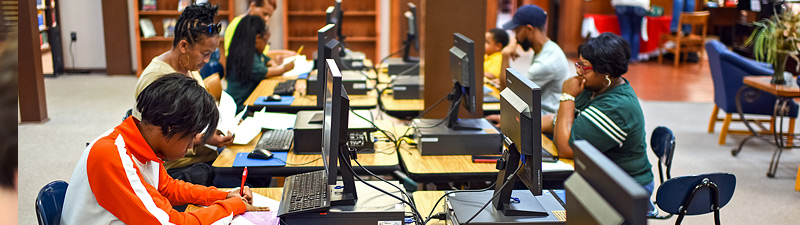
left=402, top=2, right=419, bottom=62
left=313, top=24, right=341, bottom=106
left=565, top=140, right=649, bottom=225
left=445, top=33, right=478, bottom=129
left=489, top=67, right=547, bottom=216
left=321, top=58, right=357, bottom=204
left=326, top=0, right=346, bottom=53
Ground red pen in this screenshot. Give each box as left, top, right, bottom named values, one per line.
left=240, top=167, right=248, bottom=196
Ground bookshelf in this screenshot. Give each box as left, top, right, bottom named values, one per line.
left=132, top=0, right=234, bottom=76
left=36, top=0, right=57, bottom=53
left=282, top=0, right=381, bottom=63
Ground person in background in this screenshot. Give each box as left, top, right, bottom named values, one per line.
left=612, top=0, right=649, bottom=62
left=486, top=4, right=569, bottom=127
left=62, top=74, right=267, bottom=225
left=224, top=0, right=296, bottom=63
left=133, top=3, right=232, bottom=185
left=542, top=33, right=656, bottom=217
left=484, top=28, right=509, bottom=84
left=671, top=0, right=694, bottom=35
left=226, top=15, right=294, bottom=114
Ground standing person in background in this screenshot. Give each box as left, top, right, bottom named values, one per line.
left=224, top=0, right=296, bottom=63
left=226, top=15, right=294, bottom=114
left=612, top=0, right=649, bottom=62
left=671, top=0, right=695, bottom=35
left=484, top=28, right=509, bottom=84
left=133, top=3, right=232, bottom=185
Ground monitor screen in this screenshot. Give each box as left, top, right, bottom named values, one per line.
left=448, top=33, right=477, bottom=114
left=565, top=140, right=649, bottom=225
left=314, top=24, right=340, bottom=106
left=322, top=59, right=350, bottom=185
left=499, top=67, right=543, bottom=195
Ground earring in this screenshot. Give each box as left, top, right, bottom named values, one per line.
left=179, top=53, right=190, bottom=70
left=604, top=75, right=612, bottom=88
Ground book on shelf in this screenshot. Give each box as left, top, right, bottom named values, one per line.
left=139, top=18, right=156, bottom=38
left=38, top=12, right=45, bottom=31
left=142, top=0, right=157, bottom=11
left=178, top=0, right=191, bottom=12
left=163, top=18, right=177, bottom=37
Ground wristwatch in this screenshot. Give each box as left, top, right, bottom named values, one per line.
left=560, top=93, right=575, bottom=102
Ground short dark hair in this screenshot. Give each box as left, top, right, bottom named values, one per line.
left=577, top=32, right=630, bottom=78
left=173, top=3, right=220, bottom=47
left=136, top=73, right=219, bottom=143
left=488, top=28, right=509, bottom=48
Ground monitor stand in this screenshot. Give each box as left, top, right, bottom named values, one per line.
left=446, top=190, right=565, bottom=225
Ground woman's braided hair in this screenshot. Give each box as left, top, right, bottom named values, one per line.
left=173, top=3, right=220, bottom=47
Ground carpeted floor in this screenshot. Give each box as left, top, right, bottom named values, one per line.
left=19, top=74, right=800, bottom=224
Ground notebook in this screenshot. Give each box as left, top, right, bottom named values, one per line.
left=232, top=152, right=288, bottom=167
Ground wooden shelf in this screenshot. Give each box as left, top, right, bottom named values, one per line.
left=287, top=36, right=376, bottom=42
left=139, top=10, right=230, bottom=16
left=287, top=11, right=376, bottom=16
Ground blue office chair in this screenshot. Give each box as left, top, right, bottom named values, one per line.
left=705, top=40, right=798, bottom=145
left=651, top=126, right=676, bottom=184
left=199, top=61, right=224, bottom=80
left=36, top=180, right=69, bottom=225
left=655, top=173, right=736, bottom=225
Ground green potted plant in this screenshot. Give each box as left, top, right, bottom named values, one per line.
left=745, top=8, right=800, bottom=85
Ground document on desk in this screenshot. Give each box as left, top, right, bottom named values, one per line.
left=217, top=91, right=247, bottom=135
left=233, top=117, right=261, bottom=145
left=253, top=111, right=297, bottom=130
left=283, top=55, right=314, bottom=77
left=219, top=192, right=280, bottom=225
left=542, top=160, right=574, bottom=172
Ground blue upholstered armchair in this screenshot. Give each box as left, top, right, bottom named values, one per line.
left=705, top=40, right=797, bottom=145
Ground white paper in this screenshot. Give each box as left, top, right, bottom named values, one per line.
left=217, top=91, right=245, bottom=135
left=253, top=112, right=297, bottom=130
left=279, top=55, right=297, bottom=67
left=542, top=160, right=574, bottom=172
left=283, top=55, right=314, bottom=77
left=227, top=192, right=281, bottom=225
left=233, top=117, right=262, bottom=145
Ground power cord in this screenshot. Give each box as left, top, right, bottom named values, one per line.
left=396, top=63, right=420, bottom=76
left=273, top=156, right=322, bottom=166
left=463, top=164, right=523, bottom=225
left=422, top=182, right=498, bottom=224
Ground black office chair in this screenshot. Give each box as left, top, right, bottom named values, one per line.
left=655, top=173, right=736, bottom=225
left=123, top=108, right=133, bottom=121
left=36, top=180, right=69, bottom=225
left=651, top=126, right=676, bottom=184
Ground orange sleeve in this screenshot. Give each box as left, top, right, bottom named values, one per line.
left=157, top=165, right=230, bottom=206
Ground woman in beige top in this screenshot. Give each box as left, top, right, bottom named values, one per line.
left=133, top=3, right=232, bottom=174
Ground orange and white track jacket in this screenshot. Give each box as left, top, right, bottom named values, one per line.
left=62, top=117, right=246, bottom=225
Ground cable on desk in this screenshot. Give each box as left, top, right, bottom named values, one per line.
left=352, top=156, right=418, bottom=211
left=413, top=97, right=462, bottom=129
left=397, top=63, right=420, bottom=76
left=463, top=164, right=523, bottom=225
left=342, top=150, right=425, bottom=225
left=273, top=156, right=322, bottom=166
left=422, top=181, right=499, bottom=224
left=350, top=107, right=399, bottom=144
left=417, top=93, right=449, bottom=119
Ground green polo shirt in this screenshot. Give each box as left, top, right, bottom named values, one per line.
left=226, top=53, right=270, bottom=114
left=568, top=78, right=653, bottom=185
left=224, top=15, right=270, bottom=57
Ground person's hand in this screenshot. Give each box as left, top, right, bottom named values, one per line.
left=206, top=130, right=234, bottom=148
left=274, top=55, right=285, bottom=65
left=562, top=76, right=585, bottom=97
left=502, top=42, right=519, bottom=60
left=485, top=114, right=501, bottom=128
left=227, top=186, right=254, bottom=204
left=282, top=61, right=295, bottom=73
left=244, top=201, right=270, bottom=212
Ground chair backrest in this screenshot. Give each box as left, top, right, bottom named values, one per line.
left=656, top=173, right=735, bottom=215
left=678, top=11, right=709, bottom=36
left=650, top=126, right=675, bottom=184
left=203, top=73, right=223, bottom=101
left=199, top=61, right=224, bottom=80
left=36, top=180, right=68, bottom=225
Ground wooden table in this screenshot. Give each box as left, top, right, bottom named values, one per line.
left=213, top=120, right=400, bottom=178
left=381, top=81, right=503, bottom=118
left=243, top=73, right=378, bottom=113
left=186, top=188, right=283, bottom=212
left=734, top=76, right=800, bottom=189
left=389, top=123, right=574, bottom=189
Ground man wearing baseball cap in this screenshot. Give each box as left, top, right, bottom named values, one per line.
left=500, top=4, right=569, bottom=117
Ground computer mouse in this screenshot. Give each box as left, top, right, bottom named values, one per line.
left=248, top=149, right=274, bottom=160
left=266, top=95, right=282, bottom=102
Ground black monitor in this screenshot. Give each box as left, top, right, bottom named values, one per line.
left=321, top=58, right=357, bottom=205
left=490, top=67, right=546, bottom=216
left=402, top=2, right=419, bottom=62
left=314, top=24, right=341, bottom=107
left=445, top=33, right=478, bottom=129
left=565, top=140, right=649, bottom=225
left=326, top=0, right=346, bottom=53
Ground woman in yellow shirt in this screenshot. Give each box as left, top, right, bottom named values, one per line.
left=484, top=28, right=509, bottom=83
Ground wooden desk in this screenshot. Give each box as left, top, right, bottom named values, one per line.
left=381, top=81, right=502, bottom=118
left=212, top=120, right=400, bottom=178
left=412, top=191, right=448, bottom=225
left=736, top=76, right=800, bottom=190
left=186, top=188, right=283, bottom=212
left=243, top=73, right=378, bottom=113
left=390, top=123, right=574, bottom=188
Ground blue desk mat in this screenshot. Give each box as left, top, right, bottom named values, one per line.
left=297, top=72, right=309, bottom=79
left=254, top=96, right=295, bottom=106
left=232, top=152, right=288, bottom=167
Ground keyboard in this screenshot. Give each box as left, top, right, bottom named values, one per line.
left=273, top=80, right=297, bottom=96
left=255, top=129, right=294, bottom=152
left=277, top=170, right=330, bottom=217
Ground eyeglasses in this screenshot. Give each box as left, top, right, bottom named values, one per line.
left=575, top=62, right=593, bottom=75
left=190, top=22, right=222, bottom=35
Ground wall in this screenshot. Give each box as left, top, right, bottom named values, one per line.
left=59, top=0, right=106, bottom=70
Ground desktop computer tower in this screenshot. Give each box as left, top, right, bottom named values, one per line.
left=391, top=75, right=422, bottom=99
left=446, top=190, right=565, bottom=224
left=385, top=58, right=419, bottom=76
left=280, top=181, right=405, bottom=225
left=293, top=110, right=376, bottom=154
left=307, top=70, right=370, bottom=96
left=412, top=118, right=502, bottom=155
left=341, top=51, right=367, bottom=70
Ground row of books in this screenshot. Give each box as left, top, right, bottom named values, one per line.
left=143, top=0, right=204, bottom=11
left=140, top=18, right=228, bottom=38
